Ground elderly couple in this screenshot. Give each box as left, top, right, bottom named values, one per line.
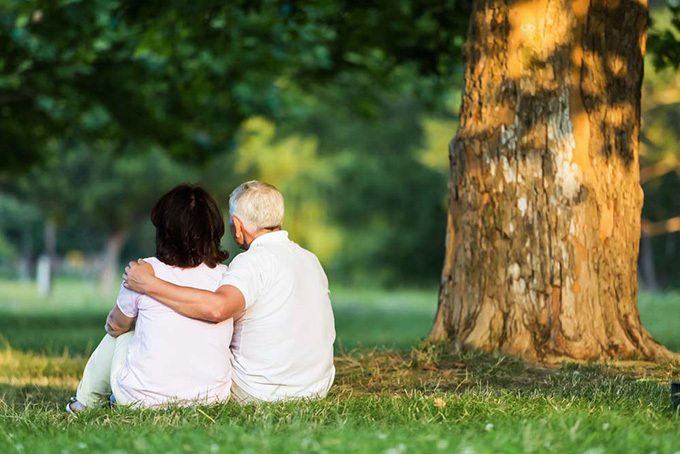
left=67, top=181, right=335, bottom=411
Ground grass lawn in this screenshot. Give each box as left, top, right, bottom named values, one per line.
left=2, top=279, right=680, bottom=453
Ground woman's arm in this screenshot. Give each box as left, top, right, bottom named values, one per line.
left=105, top=305, right=135, bottom=337
left=123, top=260, right=245, bottom=322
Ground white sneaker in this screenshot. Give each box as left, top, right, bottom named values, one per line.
left=65, top=397, right=86, bottom=413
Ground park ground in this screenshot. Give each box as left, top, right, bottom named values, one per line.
left=2, top=281, right=680, bottom=453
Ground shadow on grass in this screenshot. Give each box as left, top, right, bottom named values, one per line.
left=4, top=304, right=673, bottom=413
left=0, top=384, right=75, bottom=412
left=0, top=310, right=107, bottom=357
left=333, top=343, right=676, bottom=408
left=1, top=344, right=675, bottom=416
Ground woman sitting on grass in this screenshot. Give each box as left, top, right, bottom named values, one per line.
left=67, top=184, right=232, bottom=411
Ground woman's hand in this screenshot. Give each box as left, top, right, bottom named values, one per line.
left=123, top=259, right=155, bottom=294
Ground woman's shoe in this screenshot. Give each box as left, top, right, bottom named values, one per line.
left=65, top=397, right=87, bottom=413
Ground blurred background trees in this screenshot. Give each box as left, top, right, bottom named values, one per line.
left=0, top=0, right=679, bottom=292
left=639, top=2, right=680, bottom=289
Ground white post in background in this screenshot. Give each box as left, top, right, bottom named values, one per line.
left=37, top=220, right=57, bottom=297
left=37, top=254, right=51, bottom=297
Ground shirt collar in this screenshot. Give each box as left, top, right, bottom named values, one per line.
left=250, top=230, right=289, bottom=248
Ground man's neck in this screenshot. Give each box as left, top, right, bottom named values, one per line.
left=243, top=228, right=281, bottom=249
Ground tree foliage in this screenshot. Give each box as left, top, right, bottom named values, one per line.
left=649, top=3, right=680, bottom=71
left=0, top=0, right=468, bottom=285
left=1, top=0, right=467, bottom=172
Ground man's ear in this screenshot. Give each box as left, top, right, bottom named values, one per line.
left=232, top=216, right=244, bottom=240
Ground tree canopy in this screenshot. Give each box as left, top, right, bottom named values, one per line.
left=649, top=3, right=680, bottom=71
left=0, top=0, right=468, bottom=171
left=2, top=1, right=680, bottom=288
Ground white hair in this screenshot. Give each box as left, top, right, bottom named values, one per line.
left=229, top=180, right=284, bottom=233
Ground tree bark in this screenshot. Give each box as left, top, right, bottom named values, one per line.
left=99, top=231, right=128, bottom=292
left=432, top=0, right=675, bottom=361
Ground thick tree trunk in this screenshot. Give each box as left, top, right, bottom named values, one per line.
left=432, top=0, right=675, bottom=361
left=99, top=231, right=128, bottom=292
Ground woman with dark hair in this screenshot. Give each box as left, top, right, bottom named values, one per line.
left=67, top=184, right=232, bottom=411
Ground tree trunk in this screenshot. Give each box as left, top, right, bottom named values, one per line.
left=99, top=231, right=128, bottom=292
left=432, top=0, right=674, bottom=361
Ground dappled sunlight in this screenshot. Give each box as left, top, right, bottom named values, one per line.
left=0, top=375, right=79, bottom=389
left=607, top=55, right=628, bottom=78
left=0, top=348, right=82, bottom=390
left=437, top=0, right=672, bottom=362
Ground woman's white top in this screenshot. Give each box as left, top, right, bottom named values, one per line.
left=115, top=258, right=232, bottom=407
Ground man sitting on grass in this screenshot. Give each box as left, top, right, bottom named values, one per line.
left=124, top=181, right=336, bottom=404
left=68, top=185, right=233, bottom=411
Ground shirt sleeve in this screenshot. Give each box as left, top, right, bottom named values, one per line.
left=116, top=284, right=140, bottom=318
left=218, top=252, right=260, bottom=310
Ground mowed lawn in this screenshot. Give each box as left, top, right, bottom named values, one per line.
left=2, top=279, right=680, bottom=453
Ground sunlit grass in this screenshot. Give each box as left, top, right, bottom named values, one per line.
left=2, top=279, right=680, bottom=453
left=0, top=278, right=116, bottom=312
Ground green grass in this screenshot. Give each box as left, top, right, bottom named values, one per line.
left=0, top=282, right=436, bottom=355
left=639, top=291, right=680, bottom=352
left=2, top=279, right=680, bottom=453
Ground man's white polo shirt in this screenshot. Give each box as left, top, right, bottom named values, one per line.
left=219, top=230, right=336, bottom=401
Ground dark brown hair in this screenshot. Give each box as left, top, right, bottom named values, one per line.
left=151, top=184, right=229, bottom=268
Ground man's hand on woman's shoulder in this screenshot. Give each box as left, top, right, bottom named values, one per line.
left=123, top=259, right=156, bottom=294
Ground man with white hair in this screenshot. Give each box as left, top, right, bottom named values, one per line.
left=124, top=181, right=336, bottom=403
